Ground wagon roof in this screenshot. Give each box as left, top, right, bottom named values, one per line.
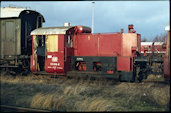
left=154, top=42, right=165, bottom=45
left=0, top=7, right=45, bottom=22
left=30, top=26, right=73, bottom=35
left=141, top=42, right=153, bottom=45
left=141, top=42, right=165, bottom=46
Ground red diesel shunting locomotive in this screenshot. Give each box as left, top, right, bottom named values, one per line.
left=30, top=24, right=144, bottom=82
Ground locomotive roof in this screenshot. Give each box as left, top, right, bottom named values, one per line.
left=30, top=26, right=73, bottom=35
left=0, top=7, right=45, bottom=22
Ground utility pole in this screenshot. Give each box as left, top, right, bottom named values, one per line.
left=92, top=1, right=95, bottom=33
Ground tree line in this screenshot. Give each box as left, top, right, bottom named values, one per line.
left=141, top=32, right=167, bottom=42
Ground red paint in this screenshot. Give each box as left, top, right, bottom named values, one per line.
left=74, top=33, right=122, bottom=56
left=74, top=34, right=98, bottom=56
left=30, top=55, right=36, bottom=72
left=117, top=56, right=131, bottom=71
left=106, top=70, right=114, bottom=74
left=66, top=26, right=91, bottom=34
left=121, top=33, right=141, bottom=57
left=77, top=62, right=86, bottom=71
left=164, top=56, right=170, bottom=80
left=30, top=36, right=36, bottom=72
left=45, top=34, right=65, bottom=73
left=128, top=25, right=136, bottom=33
left=99, top=34, right=122, bottom=56
left=164, top=31, right=170, bottom=80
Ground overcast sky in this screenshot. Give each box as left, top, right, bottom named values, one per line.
left=1, top=1, right=170, bottom=41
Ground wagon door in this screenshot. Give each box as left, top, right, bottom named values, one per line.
left=45, top=34, right=65, bottom=73
left=2, top=19, right=21, bottom=56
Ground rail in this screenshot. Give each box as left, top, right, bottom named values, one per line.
left=0, top=105, right=51, bottom=112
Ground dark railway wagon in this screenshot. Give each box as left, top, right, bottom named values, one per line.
left=0, top=7, right=45, bottom=72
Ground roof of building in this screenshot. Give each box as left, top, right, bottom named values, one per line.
left=165, top=22, right=170, bottom=31
left=0, top=7, right=45, bottom=22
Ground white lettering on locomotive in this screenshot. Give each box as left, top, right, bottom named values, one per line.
left=47, top=55, right=52, bottom=58
left=52, top=57, right=58, bottom=62
left=76, top=58, right=83, bottom=61
left=50, top=63, right=60, bottom=66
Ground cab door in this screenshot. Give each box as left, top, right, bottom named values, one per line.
left=45, top=34, right=65, bottom=73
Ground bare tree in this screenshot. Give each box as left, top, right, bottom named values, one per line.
left=153, top=33, right=167, bottom=42
left=141, top=37, right=148, bottom=42
left=153, top=35, right=159, bottom=42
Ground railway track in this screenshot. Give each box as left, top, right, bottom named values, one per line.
left=1, top=70, right=168, bottom=85
left=0, top=105, right=51, bottom=112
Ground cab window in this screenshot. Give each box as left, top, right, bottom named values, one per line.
left=46, top=35, right=58, bottom=52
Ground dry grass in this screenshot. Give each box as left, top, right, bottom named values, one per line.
left=0, top=73, right=170, bottom=112
left=74, top=97, right=117, bottom=111
left=145, top=74, right=165, bottom=81
left=30, top=93, right=67, bottom=111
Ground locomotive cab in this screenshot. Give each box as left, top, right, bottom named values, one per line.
left=30, top=25, right=91, bottom=75
left=30, top=27, right=71, bottom=74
